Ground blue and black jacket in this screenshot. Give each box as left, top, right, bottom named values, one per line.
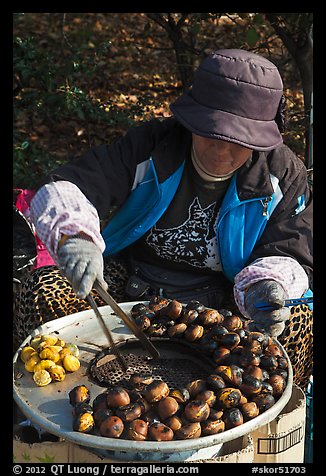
left=47, top=117, right=313, bottom=291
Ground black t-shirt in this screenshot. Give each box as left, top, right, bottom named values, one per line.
left=130, top=158, right=231, bottom=275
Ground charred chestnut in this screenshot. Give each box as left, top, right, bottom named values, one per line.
left=127, top=419, right=148, bottom=441
left=106, top=386, right=130, bottom=408
left=216, top=388, right=242, bottom=409
left=240, top=402, right=259, bottom=421
left=252, top=393, right=275, bottom=412
left=209, top=408, right=224, bottom=420
left=266, top=343, right=283, bottom=357
left=267, top=374, right=286, bottom=397
left=167, top=323, right=187, bottom=338
left=240, top=374, right=262, bottom=397
left=115, top=402, right=143, bottom=422
left=217, top=332, right=241, bottom=350
left=69, top=385, right=91, bottom=406
left=148, top=323, right=167, bottom=337
left=186, top=300, right=205, bottom=313
left=248, top=332, right=271, bottom=349
left=99, top=415, right=124, bottom=438
left=243, top=365, right=263, bottom=381
left=72, top=402, right=93, bottom=418
left=207, top=374, right=226, bottom=392
left=169, top=387, right=190, bottom=405
left=179, top=309, right=198, bottom=325
left=149, top=297, right=169, bottom=313
left=196, top=390, right=216, bottom=408
left=212, top=347, right=231, bottom=365
left=201, top=419, right=225, bottom=435
left=129, top=373, right=154, bottom=389
left=134, top=315, right=151, bottom=332
left=186, top=379, right=207, bottom=398
left=223, top=315, right=243, bottom=332
left=73, top=411, right=95, bottom=433
left=175, top=422, right=202, bottom=440
left=215, top=365, right=243, bottom=387
left=144, top=380, right=169, bottom=403
left=130, top=303, right=149, bottom=318
left=209, top=325, right=229, bottom=341
left=223, top=407, right=244, bottom=430
left=92, top=392, right=108, bottom=412
left=198, top=309, right=222, bottom=327
left=149, top=422, right=174, bottom=441
left=239, top=349, right=261, bottom=367
left=184, top=400, right=210, bottom=422
left=184, top=324, right=204, bottom=342
left=260, top=354, right=278, bottom=371
left=157, top=396, right=180, bottom=420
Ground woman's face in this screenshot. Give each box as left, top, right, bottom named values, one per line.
left=192, top=134, right=252, bottom=176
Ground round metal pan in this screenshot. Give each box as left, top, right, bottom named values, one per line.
left=13, top=302, right=293, bottom=459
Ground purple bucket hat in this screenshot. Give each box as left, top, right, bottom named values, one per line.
left=170, top=49, right=284, bottom=151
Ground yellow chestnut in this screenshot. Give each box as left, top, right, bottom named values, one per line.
left=24, top=354, right=41, bottom=372
left=20, top=346, right=37, bottom=363
left=63, top=355, right=81, bottom=372
left=33, top=369, right=52, bottom=386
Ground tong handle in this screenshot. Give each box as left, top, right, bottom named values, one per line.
left=94, top=279, right=160, bottom=359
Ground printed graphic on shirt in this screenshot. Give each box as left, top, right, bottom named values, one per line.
left=146, top=197, right=221, bottom=271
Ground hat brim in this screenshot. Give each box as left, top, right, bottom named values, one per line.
left=170, top=92, right=283, bottom=151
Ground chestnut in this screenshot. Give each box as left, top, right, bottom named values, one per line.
left=92, top=392, right=108, bottom=412
left=277, top=356, right=289, bottom=370
left=240, top=402, right=259, bottom=421
left=212, top=347, right=231, bottom=365
left=215, top=365, right=243, bottom=387
left=165, top=299, right=183, bottom=319
left=106, top=386, right=130, bottom=408
left=201, top=419, right=225, bottom=435
left=223, top=407, right=244, bottom=430
left=267, top=374, right=286, bottom=397
left=115, top=402, right=143, bottom=422
left=148, top=323, right=167, bottom=337
left=129, top=372, right=154, bottom=389
left=93, top=408, right=113, bottom=427
left=260, top=381, right=274, bottom=394
left=239, top=349, right=261, bottom=367
left=134, top=315, right=151, bottom=332
left=175, top=422, right=202, bottom=440
left=252, top=393, right=275, bottom=412
left=186, top=300, right=205, bottom=313
left=245, top=340, right=263, bottom=355
left=72, top=402, right=93, bottom=418
left=197, top=335, right=218, bottom=353
left=157, top=396, right=179, bottom=420
left=69, top=385, right=91, bottom=406
left=260, top=354, right=278, bottom=371
left=99, top=415, right=124, bottom=438
left=186, top=379, right=207, bottom=398
left=179, top=309, right=198, bottom=325
left=169, top=387, right=190, bottom=404
left=195, top=390, right=216, bottom=408
left=217, top=332, right=241, bottom=350
left=248, top=332, right=271, bottom=349
left=167, top=323, right=187, bottom=338
left=149, top=296, right=169, bottom=313
left=198, top=309, right=222, bottom=327
left=130, top=303, right=149, bottom=318
left=164, top=415, right=183, bottom=432
left=149, top=422, right=174, bottom=441
left=266, top=343, right=283, bottom=358
left=144, top=380, right=169, bottom=403
left=184, top=324, right=204, bottom=342
left=243, top=365, right=263, bottom=381
left=209, top=325, right=229, bottom=341
left=223, top=315, right=243, bottom=332
left=126, top=419, right=149, bottom=441
left=239, top=374, right=262, bottom=397
left=184, top=400, right=210, bottom=422
left=73, top=411, right=95, bottom=433
left=216, top=388, right=242, bottom=409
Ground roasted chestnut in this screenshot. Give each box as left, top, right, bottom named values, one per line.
left=240, top=374, right=262, bottom=397
left=223, top=407, right=244, bottom=430
left=209, top=325, right=229, bottom=341
left=115, top=402, right=143, bottom=422
left=179, top=309, right=198, bottom=325
left=260, top=381, right=274, bottom=394
left=248, top=332, right=271, bottom=349
left=201, top=419, right=225, bottom=435
left=212, top=347, right=231, bottom=365
left=267, top=374, right=286, bottom=397
left=167, top=323, right=187, bottom=338
left=99, top=415, right=124, bottom=438
left=277, top=356, right=289, bottom=370
left=169, top=387, right=190, bottom=404
left=92, top=392, right=108, bottom=412
left=215, top=365, right=243, bottom=386
left=144, top=380, right=169, bottom=403
left=148, top=297, right=169, bottom=313
left=265, top=343, right=283, bottom=358
left=186, top=379, right=207, bottom=398
left=198, top=309, right=222, bottom=327
left=195, top=390, right=216, bottom=408
left=129, top=372, right=154, bottom=389
left=130, top=303, right=149, bottom=318
left=175, top=422, right=202, bottom=440
left=149, top=422, right=174, bottom=441
left=184, top=400, right=210, bottom=422
left=197, top=335, right=218, bottom=353
left=93, top=408, right=113, bottom=427
left=72, top=402, right=93, bottom=418
left=243, top=365, right=263, bottom=381
left=164, top=415, right=183, bottom=432
left=217, top=332, right=241, bottom=350
left=239, top=349, right=261, bottom=367
left=157, top=396, right=179, bottom=420
left=184, top=324, right=204, bottom=342
left=69, top=385, right=91, bottom=406
left=134, top=315, right=151, bottom=332
left=209, top=407, right=224, bottom=420
left=222, top=315, right=243, bottom=332
left=106, top=386, right=130, bottom=408
left=260, top=354, right=278, bottom=371
left=186, top=300, right=205, bottom=313
left=216, top=388, right=242, bottom=409
left=148, top=323, right=167, bottom=337
left=127, top=419, right=148, bottom=441
left=73, top=411, right=95, bottom=433
left=240, top=402, right=259, bottom=421
left=164, top=299, right=183, bottom=319
left=252, top=393, right=275, bottom=412
left=245, top=340, right=263, bottom=355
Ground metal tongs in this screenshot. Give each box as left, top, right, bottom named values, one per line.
left=87, top=279, right=160, bottom=370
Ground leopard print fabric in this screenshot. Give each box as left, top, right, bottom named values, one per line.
left=13, top=264, right=313, bottom=390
